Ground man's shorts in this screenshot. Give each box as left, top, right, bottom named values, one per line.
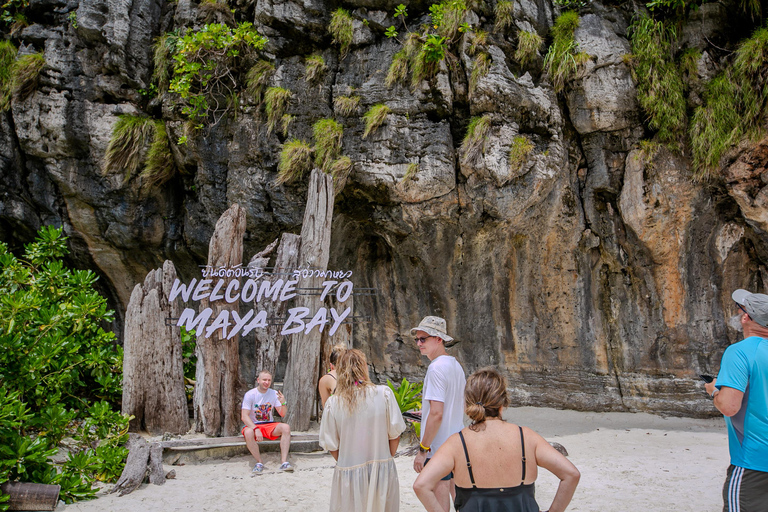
left=241, top=422, right=280, bottom=441
left=723, top=464, right=768, bottom=512
left=424, top=457, right=453, bottom=481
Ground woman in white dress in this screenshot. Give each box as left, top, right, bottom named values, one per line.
left=319, top=348, right=407, bottom=512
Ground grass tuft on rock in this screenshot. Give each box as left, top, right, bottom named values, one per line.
left=329, top=8, right=354, bottom=57
left=363, top=104, right=391, bottom=139
left=515, top=30, right=543, bottom=67
left=304, top=54, right=327, bottom=84
left=246, top=60, right=275, bottom=102
left=0, top=41, right=17, bottom=111
left=402, top=162, right=419, bottom=183
left=277, top=139, right=313, bottom=184
left=264, top=87, right=293, bottom=134
left=198, top=0, right=235, bottom=26
left=313, top=118, right=344, bottom=172
left=387, top=49, right=410, bottom=87
left=543, top=12, right=587, bottom=93
left=152, top=33, right=179, bottom=93
left=467, top=30, right=488, bottom=56
left=461, top=115, right=492, bottom=165
left=329, top=155, right=353, bottom=192
left=104, top=115, right=156, bottom=181
left=11, top=53, right=45, bottom=102
left=494, top=1, right=514, bottom=33
left=629, top=15, right=685, bottom=145
left=508, top=135, right=534, bottom=172
left=334, top=95, right=361, bottom=117
left=141, top=121, right=178, bottom=187
left=469, top=52, right=491, bottom=94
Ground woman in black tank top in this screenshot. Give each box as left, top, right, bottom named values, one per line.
left=413, top=368, right=580, bottom=512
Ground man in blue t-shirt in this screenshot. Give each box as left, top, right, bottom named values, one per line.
left=705, top=289, right=768, bottom=512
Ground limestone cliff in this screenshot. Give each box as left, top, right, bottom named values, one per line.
left=1, top=0, right=766, bottom=416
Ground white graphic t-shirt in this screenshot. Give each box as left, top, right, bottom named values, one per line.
left=241, top=388, right=282, bottom=424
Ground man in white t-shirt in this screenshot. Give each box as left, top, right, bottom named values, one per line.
left=411, top=316, right=466, bottom=512
left=241, top=370, right=293, bottom=475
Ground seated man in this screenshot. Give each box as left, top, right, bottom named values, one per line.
left=241, top=370, right=293, bottom=475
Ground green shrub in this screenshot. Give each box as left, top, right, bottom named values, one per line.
left=264, top=86, right=292, bottom=134
left=431, top=0, right=466, bottom=41
left=0, top=227, right=129, bottom=506
left=467, top=29, right=487, bottom=56
left=152, top=32, right=179, bottom=94
left=141, top=121, right=178, bottom=187
left=277, top=139, right=313, bottom=184
left=543, top=12, right=588, bottom=93
left=304, top=54, right=326, bottom=84
left=169, top=22, right=267, bottom=123
left=334, top=95, right=361, bottom=117
left=494, top=1, right=514, bottom=33
left=104, top=115, right=156, bottom=180
left=10, top=52, right=44, bottom=101
left=461, top=114, right=492, bottom=165
left=362, top=104, right=390, bottom=139
left=515, top=30, right=543, bottom=67
left=508, top=135, right=534, bottom=171
left=679, top=48, right=701, bottom=81
left=245, top=60, right=274, bottom=103
left=313, top=118, right=343, bottom=172
left=629, top=15, right=685, bottom=144
left=386, top=378, right=423, bottom=412
left=0, top=41, right=16, bottom=111
left=329, top=8, right=354, bottom=57
left=469, top=52, right=490, bottom=93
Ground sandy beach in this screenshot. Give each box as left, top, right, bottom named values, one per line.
left=63, top=406, right=729, bottom=512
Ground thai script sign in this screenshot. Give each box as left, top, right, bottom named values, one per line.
left=171, top=265, right=354, bottom=339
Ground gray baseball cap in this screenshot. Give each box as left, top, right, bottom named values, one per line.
left=732, top=289, right=768, bottom=327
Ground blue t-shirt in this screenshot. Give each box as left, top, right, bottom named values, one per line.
left=716, top=336, right=768, bottom=472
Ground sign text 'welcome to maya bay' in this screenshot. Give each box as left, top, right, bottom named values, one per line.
left=169, top=266, right=354, bottom=340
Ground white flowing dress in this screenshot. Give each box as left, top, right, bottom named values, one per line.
left=319, top=385, right=407, bottom=512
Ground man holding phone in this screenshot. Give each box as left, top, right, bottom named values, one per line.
left=705, top=289, right=768, bottom=512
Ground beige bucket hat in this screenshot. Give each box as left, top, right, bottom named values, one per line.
left=410, top=316, right=454, bottom=342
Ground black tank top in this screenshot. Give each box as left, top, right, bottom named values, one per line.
left=454, top=426, right=539, bottom=512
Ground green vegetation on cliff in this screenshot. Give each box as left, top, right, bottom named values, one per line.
left=10, top=52, right=44, bottom=102
left=0, top=227, right=129, bottom=506
left=104, top=115, right=179, bottom=186
left=0, top=41, right=15, bottom=110
left=264, top=86, right=293, bottom=134
left=304, top=54, right=327, bottom=84
left=461, top=114, right=492, bottom=165
left=277, top=139, right=313, bottom=184
left=543, top=11, right=588, bottom=93
left=313, top=118, right=343, bottom=172
left=334, top=95, right=361, bottom=117
left=329, top=8, right=354, bottom=57
left=362, top=104, right=390, bottom=139
left=515, top=30, right=543, bottom=67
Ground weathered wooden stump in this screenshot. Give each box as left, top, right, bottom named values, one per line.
left=0, top=482, right=60, bottom=511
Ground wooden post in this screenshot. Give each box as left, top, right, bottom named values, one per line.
left=254, top=232, right=301, bottom=378
left=0, top=482, right=60, bottom=511
left=284, top=168, right=334, bottom=431
left=193, top=203, right=247, bottom=437
left=122, top=260, right=188, bottom=435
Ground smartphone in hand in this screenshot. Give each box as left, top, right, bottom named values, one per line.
left=700, top=374, right=714, bottom=383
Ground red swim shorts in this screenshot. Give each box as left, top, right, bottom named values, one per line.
left=242, top=422, right=280, bottom=440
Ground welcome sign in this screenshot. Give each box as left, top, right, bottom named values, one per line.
left=170, top=266, right=354, bottom=339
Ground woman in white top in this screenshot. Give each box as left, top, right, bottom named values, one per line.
left=319, top=349, right=406, bottom=512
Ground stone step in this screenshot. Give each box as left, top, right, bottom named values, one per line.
left=162, top=434, right=320, bottom=465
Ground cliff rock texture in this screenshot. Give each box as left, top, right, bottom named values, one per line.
left=2, top=0, right=767, bottom=416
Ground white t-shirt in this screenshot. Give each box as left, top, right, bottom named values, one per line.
left=421, top=355, right=466, bottom=456
left=241, top=387, right=282, bottom=424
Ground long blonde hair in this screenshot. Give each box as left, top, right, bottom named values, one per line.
left=334, top=349, right=374, bottom=412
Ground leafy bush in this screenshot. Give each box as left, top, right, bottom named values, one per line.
left=10, top=52, right=44, bottom=102
left=277, top=139, right=313, bottom=184
left=313, top=118, right=343, bottom=172
left=628, top=15, right=685, bottom=144
left=0, top=41, right=15, bottom=111
left=169, top=23, right=267, bottom=124
left=329, top=8, right=354, bottom=57
left=0, top=227, right=129, bottom=507
left=264, top=86, right=292, bottom=134
left=362, top=104, right=390, bottom=139
left=509, top=135, right=534, bottom=171
left=334, top=95, right=361, bottom=117
left=304, top=54, right=326, bottom=84
left=543, top=12, right=588, bottom=93
left=386, top=378, right=423, bottom=413
left=515, top=30, right=543, bottom=67
left=460, top=114, right=492, bottom=165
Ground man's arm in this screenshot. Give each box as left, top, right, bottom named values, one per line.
left=705, top=378, right=746, bottom=417
left=241, top=408, right=255, bottom=428
left=420, top=400, right=444, bottom=449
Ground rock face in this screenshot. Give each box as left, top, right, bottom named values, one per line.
left=2, top=0, right=766, bottom=417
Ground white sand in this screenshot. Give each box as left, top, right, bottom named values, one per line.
left=63, top=407, right=730, bottom=512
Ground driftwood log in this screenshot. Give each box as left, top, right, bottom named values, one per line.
left=122, top=260, right=188, bottom=435
left=148, top=442, right=166, bottom=485
left=0, top=482, right=60, bottom=511
left=111, top=434, right=150, bottom=496
left=254, top=232, right=301, bottom=379
left=284, top=168, right=335, bottom=431
left=193, top=203, right=247, bottom=437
